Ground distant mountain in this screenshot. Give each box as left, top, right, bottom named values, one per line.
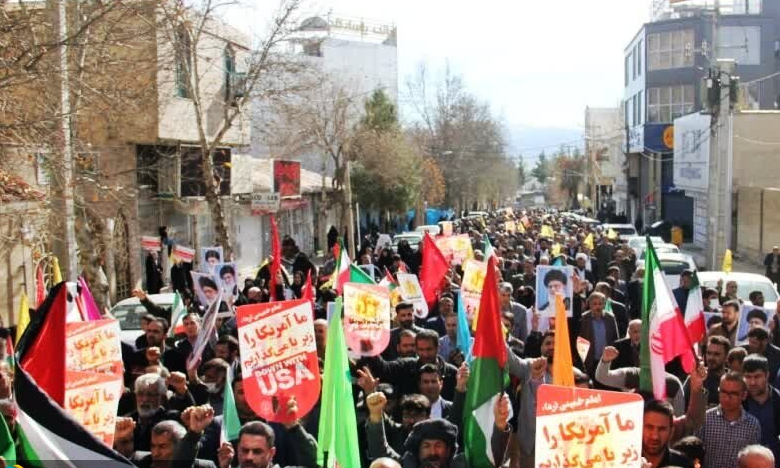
left=504, top=124, right=583, bottom=163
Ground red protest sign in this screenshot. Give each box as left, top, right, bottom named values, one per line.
left=65, top=370, right=124, bottom=447
left=237, top=299, right=319, bottom=424
left=343, top=283, right=391, bottom=356
left=535, top=385, right=644, bottom=468
left=273, top=160, right=301, bottom=197
left=66, top=319, right=123, bottom=375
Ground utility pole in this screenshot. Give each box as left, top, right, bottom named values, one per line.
left=706, top=0, right=736, bottom=270
left=51, top=0, right=79, bottom=281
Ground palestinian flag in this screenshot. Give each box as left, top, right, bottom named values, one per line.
left=463, top=255, right=511, bottom=467
left=684, top=271, right=706, bottom=343
left=15, top=282, right=134, bottom=466
left=639, top=238, right=696, bottom=400
left=483, top=233, right=495, bottom=260
left=221, top=366, right=241, bottom=444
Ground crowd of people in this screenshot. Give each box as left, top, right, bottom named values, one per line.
left=6, top=208, right=780, bottom=468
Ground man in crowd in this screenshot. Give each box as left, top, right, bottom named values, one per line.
left=695, top=372, right=761, bottom=468
left=642, top=400, right=693, bottom=468
left=384, top=302, right=425, bottom=361
left=499, top=282, right=528, bottom=342
left=742, top=354, right=780, bottom=467
left=684, top=335, right=730, bottom=408
left=578, top=292, right=619, bottom=378
left=611, top=319, right=641, bottom=369
left=709, top=300, right=740, bottom=346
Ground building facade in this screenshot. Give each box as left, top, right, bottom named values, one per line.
left=623, top=0, right=780, bottom=237
left=584, top=106, right=628, bottom=219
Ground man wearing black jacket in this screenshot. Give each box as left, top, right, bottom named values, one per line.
left=743, top=354, right=780, bottom=467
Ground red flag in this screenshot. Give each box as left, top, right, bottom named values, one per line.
left=18, top=282, right=68, bottom=406
left=302, top=269, right=314, bottom=311
left=420, top=233, right=449, bottom=307
left=472, top=255, right=507, bottom=367
left=35, top=264, right=45, bottom=307
left=269, top=215, right=282, bottom=301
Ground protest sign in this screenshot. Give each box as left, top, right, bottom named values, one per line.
left=273, top=160, right=302, bottom=197
left=64, top=370, right=124, bottom=447
left=66, top=319, right=122, bottom=375
left=535, top=384, right=643, bottom=468
left=237, top=299, right=320, bottom=424
left=200, top=246, right=224, bottom=272
left=441, top=221, right=454, bottom=237
left=396, top=273, right=429, bottom=319
left=461, top=259, right=487, bottom=322
left=505, top=221, right=516, bottom=234
left=343, top=283, right=392, bottom=356
left=171, top=244, right=196, bottom=263
left=191, top=271, right=221, bottom=308
left=736, top=304, right=774, bottom=345
left=213, top=262, right=240, bottom=306
left=141, top=236, right=161, bottom=252
left=187, top=292, right=221, bottom=370
left=536, top=266, right=574, bottom=318
left=435, top=234, right=474, bottom=265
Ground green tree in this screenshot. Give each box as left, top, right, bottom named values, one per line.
left=531, top=151, right=549, bottom=184
left=517, top=159, right=526, bottom=187
left=557, top=152, right=586, bottom=209
left=361, top=89, right=398, bottom=132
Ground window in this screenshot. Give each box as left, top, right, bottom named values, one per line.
left=638, top=90, right=643, bottom=125
left=625, top=55, right=630, bottom=85
left=648, top=29, right=694, bottom=70
left=180, top=147, right=232, bottom=197
left=624, top=99, right=630, bottom=128
left=647, top=85, right=695, bottom=122
left=637, top=40, right=643, bottom=77
left=731, top=0, right=762, bottom=14
left=175, top=27, right=192, bottom=98
left=718, top=26, right=761, bottom=65
left=224, top=47, right=235, bottom=102
left=632, top=49, right=637, bottom=80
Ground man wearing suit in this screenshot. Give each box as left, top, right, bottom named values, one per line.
left=579, top=291, right=619, bottom=379
left=418, top=364, right=453, bottom=419
left=574, top=253, right=596, bottom=285
left=611, top=319, right=642, bottom=370
left=595, top=282, right=629, bottom=337
left=672, top=270, right=694, bottom=316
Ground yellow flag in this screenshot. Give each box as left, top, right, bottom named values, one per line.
left=722, top=249, right=733, bottom=273
left=552, top=293, right=575, bottom=387
left=551, top=243, right=562, bottom=257
left=16, top=292, right=30, bottom=343
left=583, top=233, right=594, bottom=250
left=607, top=228, right=618, bottom=240
left=517, top=222, right=526, bottom=234
left=52, top=256, right=63, bottom=284
left=541, top=225, right=555, bottom=239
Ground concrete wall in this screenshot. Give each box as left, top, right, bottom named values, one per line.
left=736, top=186, right=780, bottom=263
left=733, top=112, right=780, bottom=188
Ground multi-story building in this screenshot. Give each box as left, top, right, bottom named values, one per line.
left=623, top=0, right=780, bottom=236
left=584, top=106, right=627, bottom=218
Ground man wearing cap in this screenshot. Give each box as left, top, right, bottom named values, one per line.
left=537, top=268, right=570, bottom=317
left=574, top=253, right=595, bottom=285
left=764, top=247, right=780, bottom=286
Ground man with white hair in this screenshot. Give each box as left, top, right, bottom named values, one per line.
left=126, top=373, right=181, bottom=452
left=738, top=445, right=775, bottom=468
left=574, top=253, right=595, bottom=284
left=499, top=282, right=528, bottom=341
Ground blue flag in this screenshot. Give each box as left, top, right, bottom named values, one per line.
left=553, top=256, right=565, bottom=266
left=456, top=291, right=474, bottom=362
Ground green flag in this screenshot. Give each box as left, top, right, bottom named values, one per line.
left=349, top=264, right=376, bottom=284
left=317, top=298, right=361, bottom=468
left=167, top=292, right=186, bottom=338
left=0, top=406, right=15, bottom=464
left=221, top=366, right=241, bottom=444
left=483, top=233, right=495, bottom=259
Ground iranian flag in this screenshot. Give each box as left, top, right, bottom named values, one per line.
left=463, top=255, right=511, bottom=467
left=639, top=239, right=696, bottom=400
left=684, top=271, right=706, bottom=343
left=167, top=291, right=187, bottom=338
left=334, top=240, right=352, bottom=295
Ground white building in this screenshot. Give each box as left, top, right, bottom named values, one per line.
left=584, top=106, right=628, bottom=217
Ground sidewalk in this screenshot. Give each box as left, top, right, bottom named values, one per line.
left=682, top=242, right=764, bottom=274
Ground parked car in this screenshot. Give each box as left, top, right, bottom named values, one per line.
left=391, top=232, right=424, bottom=253
left=697, top=271, right=779, bottom=310
left=110, top=293, right=175, bottom=344
left=637, top=252, right=697, bottom=288
left=627, top=236, right=665, bottom=255
left=602, top=223, right=638, bottom=240
left=638, top=243, right=680, bottom=260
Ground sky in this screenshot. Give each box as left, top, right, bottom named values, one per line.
left=227, top=0, right=652, bottom=147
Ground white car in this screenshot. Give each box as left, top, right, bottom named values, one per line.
left=697, top=271, right=779, bottom=310
left=638, top=243, right=680, bottom=260
left=391, top=232, right=424, bottom=253
left=602, top=223, right=638, bottom=240
left=110, top=293, right=176, bottom=344
left=627, top=236, right=664, bottom=255
left=637, top=252, right=697, bottom=288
